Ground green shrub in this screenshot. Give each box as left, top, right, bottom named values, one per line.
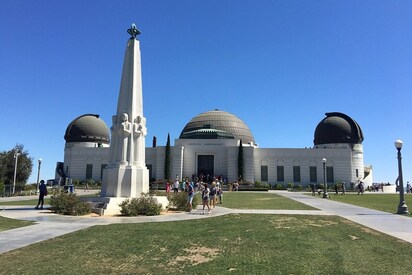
left=0, top=181, right=4, bottom=195
left=24, top=184, right=36, bottom=191
left=274, top=183, right=285, bottom=190
left=287, top=183, right=294, bottom=189
left=119, top=194, right=162, bottom=216
left=49, top=192, right=92, bottom=216
left=167, top=191, right=199, bottom=211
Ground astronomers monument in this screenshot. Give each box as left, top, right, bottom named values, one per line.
left=98, top=24, right=163, bottom=214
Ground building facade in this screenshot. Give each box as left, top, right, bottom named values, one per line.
left=60, top=110, right=372, bottom=188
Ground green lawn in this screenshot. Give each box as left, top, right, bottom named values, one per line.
left=0, top=216, right=34, bottom=232
left=0, top=193, right=99, bottom=206
left=0, top=198, right=51, bottom=206
left=221, top=191, right=316, bottom=210
left=0, top=214, right=411, bottom=274
left=327, top=193, right=412, bottom=216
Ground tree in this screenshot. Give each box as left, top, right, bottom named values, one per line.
left=164, top=133, right=171, bottom=181
left=237, top=140, right=244, bottom=182
left=0, top=144, right=33, bottom=191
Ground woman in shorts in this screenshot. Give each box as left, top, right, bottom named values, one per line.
left=202, top=183, right=211, bottom=214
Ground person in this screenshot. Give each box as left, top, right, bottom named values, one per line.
left=186, top=181, right=194, bottom=212
left=84, top=182, right=89, bottom=192
left=217, top=186, right=223, bottom=204
left=209, top=182, right=217, bottom=210
left=341, top=182, right=346, bottom=195
left=166, top=180, right=171, bottom=194
left=202, top=183, right=211, bottom=214
left=311, top=183, right=316, bottom=196
left=334, top=184, right=339, bottom=195
left=357, top=181, right=364, bottom=195
left=173, top=179, right=179, bottom=193
left=35, top=180, right=48, bottom=210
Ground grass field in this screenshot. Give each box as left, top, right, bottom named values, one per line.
left=220, top=191, right=316, bottom=210
left=0, top=214, right=411, bottom=274
left=0, top=216, right=34, bottom=232
left=325, top=193, right=412, bottom=216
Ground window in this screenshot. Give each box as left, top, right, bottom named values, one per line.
left=100, top=164, right=107, bottom=180
left=277, top=166, right=284, bottom=182
left=261, top=165, right=268, bottom=182
left=86, top=164, right=93, bottom=180
left=309, top=166, right=317, bottom=182
left=356, top=169, right=359, bottom=178
left=293, top=166, right=301, bottom=182
left=326, top=167, right=334, bottom=183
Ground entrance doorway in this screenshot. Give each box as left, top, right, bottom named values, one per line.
left=197, top=155, right=214, bottom=182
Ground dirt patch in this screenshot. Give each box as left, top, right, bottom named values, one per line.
left=271, top=217, right=338, bottom=229
left=360, top=226, right=381, bottom=236
left=349, top=235, right=360, bottom=240
left=171, top=246, right=221, bottom=266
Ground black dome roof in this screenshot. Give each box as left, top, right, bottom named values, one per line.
left=314, top=112, right=363, bottom=145
left=64, top=114, right=110, bottom=144
left=179, top=110, right=255, bottom=144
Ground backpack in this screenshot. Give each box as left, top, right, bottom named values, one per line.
left=187, top=184, right=194, bottom=195
left=210, top=187, right=216, bottom=196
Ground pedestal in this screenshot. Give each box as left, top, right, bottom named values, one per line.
left=101, top=165, right=149, bottom=198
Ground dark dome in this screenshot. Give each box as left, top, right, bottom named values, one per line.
left=64, top=114, right=110, bottom=144
left=314, top=112, right=364, bottom=145
left=179, top=110, right=255, bottom=144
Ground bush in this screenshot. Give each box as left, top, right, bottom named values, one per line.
left=287, top=183, right=294, bottom=190
left=274, top=183, right=285, bottom=190
left=49, top=191, right=92, bottom=216
left=167, top=191, right=199, bottom=211
left=119, top=194, right=162, bottom=216
left=24, top=184, right=36, bottom=191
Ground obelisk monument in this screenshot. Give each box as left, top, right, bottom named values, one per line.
left=101, top=24, right=149, bottom=200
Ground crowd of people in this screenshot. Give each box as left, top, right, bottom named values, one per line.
left=165, top=174, right=225, bottom=214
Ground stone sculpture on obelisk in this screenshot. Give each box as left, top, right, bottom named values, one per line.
left=101, top=24, right=149, bottom=198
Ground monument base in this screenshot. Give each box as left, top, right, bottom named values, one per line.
left=101, top=165, right=149, bottom=197
left=86, top=196, right=169, bottom=216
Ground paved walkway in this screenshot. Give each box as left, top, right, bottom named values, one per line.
left=274, top=191, right=412, bottom=244
left=1, top=191, right=411, bottom=254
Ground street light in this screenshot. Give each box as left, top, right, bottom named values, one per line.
left=322, top=158, right=328, bottom=198
left=12, top=150, right=20, bottom=194
left=36, top=158, right=42, bottom=194
left=394, top=140, right=409, bottom=214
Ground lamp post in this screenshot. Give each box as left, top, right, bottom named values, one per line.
left=394, top=140, right=409, bottom=214
left=12, top=150, right=20, bottom=194
left=36, top=158, right=42, bottom=194
left=322, top=158, right=328, bottom=198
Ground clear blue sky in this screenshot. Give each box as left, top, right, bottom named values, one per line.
left=1, top=0, right=411, bottom=185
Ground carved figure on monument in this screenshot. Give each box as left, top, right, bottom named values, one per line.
left=119, top=113, right=132, bottom=164
left=109, top=115, right=118, bottom=164
left=133, top=116, right=147, bottom=166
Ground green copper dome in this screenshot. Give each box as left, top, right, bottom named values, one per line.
left=179, top=110, right=255, bottom=144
